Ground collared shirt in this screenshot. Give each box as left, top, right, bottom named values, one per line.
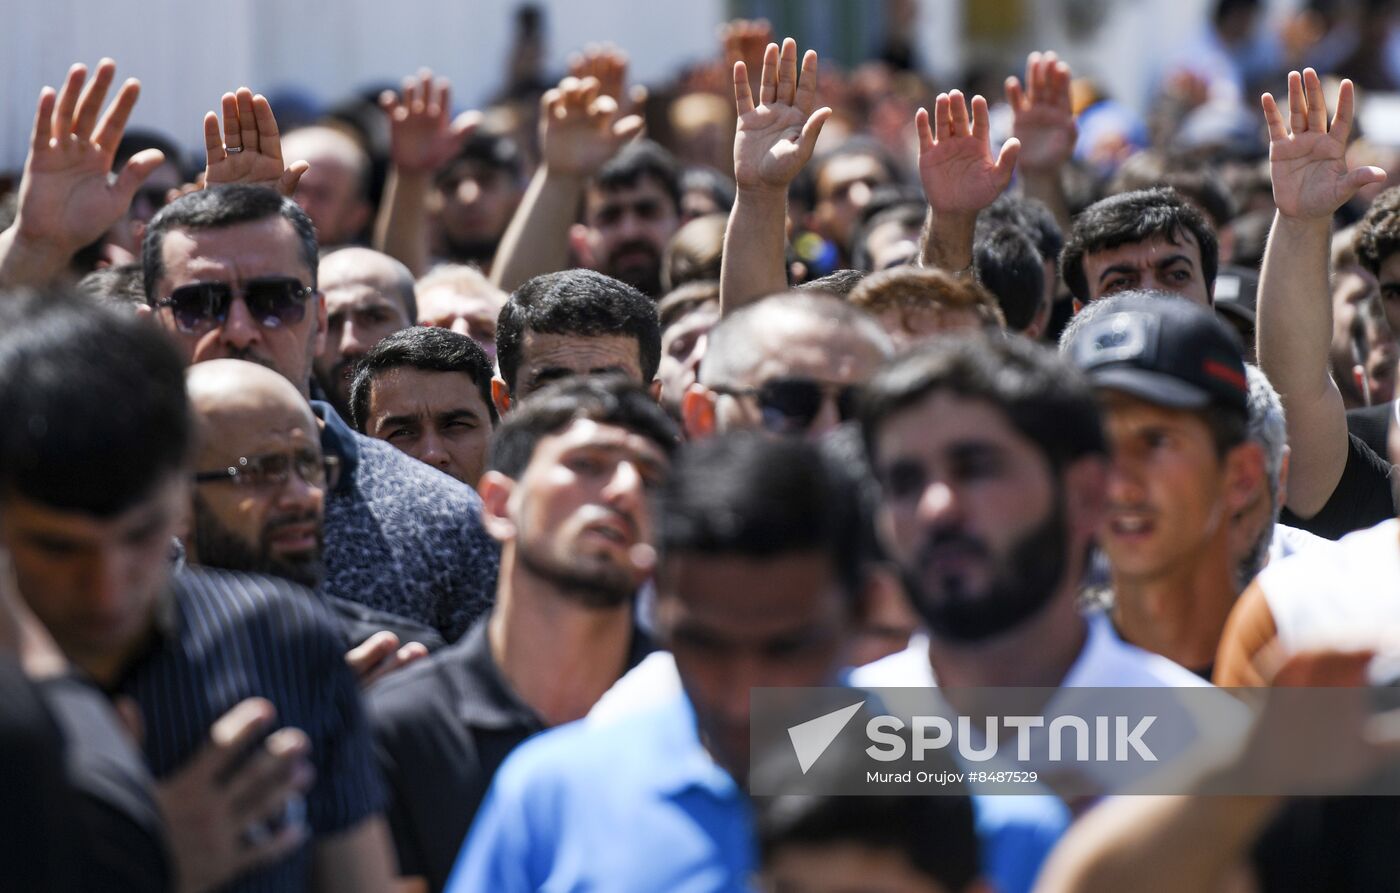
left=113, top=566, right=385, bottom=893
left=314, top=401, right=499, bottom=642
left=446, top=693, right=754, bottom=893
left=368, top=616, right=652, bottom=892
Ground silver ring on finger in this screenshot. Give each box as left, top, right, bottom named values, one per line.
left=226, top=146, right=244, bottom=154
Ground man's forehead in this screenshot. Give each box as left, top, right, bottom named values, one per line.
left=744, top=316, right=885, bottom=384
left=1098, top=389, right=1205, bottom=428
left=370, top=367, right=484, bottom=408
left=875, top=391, right=1026, bottom=462
left=522, top=331, right=641, bottom=369
left=159, top=218, right=310, bottom=281
left=531, top=418, right=668, bottom=464
left=587, top=176, right=674, bottom=210
left=323, top=281, right=402, bottom=311
left=1089, top=231, right=1201, bottom=265
left=419, top=286, right=501, bottom=319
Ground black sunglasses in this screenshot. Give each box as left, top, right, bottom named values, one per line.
left=713, top=377, right=861, bottom=435
left=157, top=277, right=314, bottom=335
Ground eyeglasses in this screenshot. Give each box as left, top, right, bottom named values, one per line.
left=711, top=377, right=861, bottom=435
left=194, top=451, right=340, bottom=491
left=157, top=277, right=314, bottom=335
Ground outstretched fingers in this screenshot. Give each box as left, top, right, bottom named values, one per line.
left=775, top=37, right=798, bottom=106
left=204, top=111, right=227, bottom=165
left=1303, top=68, right=1328, bottom=133
left=251, top=94, right=282, bottom=161
left=1286, top=70, right=1306, bottom=135
left=734, top=61, right=755, bottom=116
left=1260, top=92, right=1288, bottom=142
left=1331, top=78, right=1356, bottom=141
left=92, top=78, right=141, bottom=156
left=50, top=63, right=87, bottom=140
left=759, top=41, right=779, bottom=106
left=71, top=58, right=116, bottom=141
left=795, top=49, right=820, bottom=115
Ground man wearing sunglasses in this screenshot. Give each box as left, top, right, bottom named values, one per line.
left=142, top=184, right=499, bottom=643
left=682, top=291, right=893, bottom=440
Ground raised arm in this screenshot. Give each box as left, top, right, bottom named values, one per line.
left=373, top=70, right=480, bottom=277
left=202, top=87, right=308, bottom=197
left=916, top=91, right=1020, bottom=274
left=0, top=60, right=164, bottom=288
left=1256, top=69, right=1387, bottom=516
left=1006, top=51, right=1076, bottom=234
left=490, top=52, right=644, bottom=292
left=718, top=37, right=830, bottom=315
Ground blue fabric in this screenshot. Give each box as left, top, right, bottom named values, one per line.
left=973, top=793, right=1071, bottom=893
left=314, top=401, right=499, bottom=641
left=446, top=695, right=756, bottom=893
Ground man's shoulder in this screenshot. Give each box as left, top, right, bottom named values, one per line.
left=366, top=636, right=467, bottom=727
left=345, top=432, right=484, bottom=510
left=174, top=566, right=342, bottom=647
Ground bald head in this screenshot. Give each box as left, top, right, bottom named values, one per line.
left=188, top=359, right=318, bottom=441
left=315, top=248, right=416, bottom=418
left=281, top=126, right=370, bottom=247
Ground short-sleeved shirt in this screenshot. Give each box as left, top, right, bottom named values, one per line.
left=315, top=401, right=499, bottom=642
left=1279, top=433, right=1395, bottom=540
left=368, top=617, right=652, bottom=892
left=112, top=567, right=385, bottom=893
left=446, top=693, right=754, bottom=893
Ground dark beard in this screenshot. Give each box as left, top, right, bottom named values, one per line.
left=515, top=538, right=636, bottom=610
left=602, top=242, right=663, bottom=297
left=192, top=496, right=324, bottom=589
left=440, top=233, right=499, bottom=266
left=902, top=493, right=1069, bottom=644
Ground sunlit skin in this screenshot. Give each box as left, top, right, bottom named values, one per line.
left=365, top=367, right=494, bottom=487
left=494, top=332, right=646, bottom=415
left=813, top=154, right=892, bottom=250
left=862, top=219, right=921, bottom=271
left=1, top=474, right=188, bottom=685
left=656, top=551, right=852, bottom=783
left=417, top=283, right=505, bottom=361
left=1097, top=393, right=1232, bottom=583
left=437, top=160, right=523, bottom=246
left=1082, top=233, right=1211, bottom=306
left=873, top=305, right=985, bottom=350
left=149, top=216, right=327, bottom=398
left=314, top=257, right=412, bottom=412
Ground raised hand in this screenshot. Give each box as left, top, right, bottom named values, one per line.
left=380, top=70, right=481, bottom=175
left=12, top=59, right=164, bottom=257
left=203, top=88, right=308, bottom=198
left=568, top=45, right=647, bottom=115
left=916, top=91, right=1020, bottom=217
left=538, top=76, right=644, bottom=178
left=1262, top=68, right=1386, bottom=220
left=1006, top=51, right=1076, bottom=174
left=731, top=38, right=831, bottom=194
left=722, top=18, right=773, bottom=99
left=345, top=630, right=429, bottom=689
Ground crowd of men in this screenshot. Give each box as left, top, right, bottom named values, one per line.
left=5, top=0, right=1400, bottom=890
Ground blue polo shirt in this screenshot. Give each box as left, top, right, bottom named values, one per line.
left=446, top=694, right=755, bottom=892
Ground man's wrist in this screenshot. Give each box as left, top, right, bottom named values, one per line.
left=0, top=224, right=72, bottom=287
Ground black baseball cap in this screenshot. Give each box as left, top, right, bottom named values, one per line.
left=1067, top=295, right=1248, bottom=416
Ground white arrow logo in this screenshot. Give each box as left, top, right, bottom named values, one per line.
left=788, top=701, right=865, bottom=774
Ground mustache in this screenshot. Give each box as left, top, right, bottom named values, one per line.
left=264, top=509, right=322, bottom=536
left=607, top=239, right=660, bottom=265
left=915, top=529, right=989, bottom=566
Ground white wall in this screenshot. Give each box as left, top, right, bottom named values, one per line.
left=1, top=0, right=727, bottom=171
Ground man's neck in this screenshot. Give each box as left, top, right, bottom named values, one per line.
left=1109, top=539, right=1236, bottom=673
left=927, top=589, right=1088, bottom=689
left=487, top=557, right=635, bottom=727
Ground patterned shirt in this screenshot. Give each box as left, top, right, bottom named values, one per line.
left=113, top=567, right=385, bottom=893
left=316, top=402, right=499, bottom=641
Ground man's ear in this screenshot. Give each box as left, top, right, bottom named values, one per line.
left=136, top=303, right=154, bottom=320
left=491, top=376, right=513, bottom=417
left=476, top=470, right=518, bottom=543
left=681, top=383, right=717, bottom=440
left=648, top=377, right=663, bottom=404
left=1224, top=441, right=1267, bottom=517
left=1062, top=455, right=1109, bottom=543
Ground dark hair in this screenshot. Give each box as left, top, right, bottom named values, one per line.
left=981, top=193, right=1064, bottom=262
left=1109, top=152, right=1238, bottom=228
left=657, top=280, right=719, bottom=331
left=142, top=185, right=319, bottom=302
left=758, top=795, right=980, bottom=892
left=679, top=166, right=736, bottom=214
left=797, top=269, right=867, bottom=297
left=115, top=128, right=183, bottom=172
left=594, top=139, right=682, bottom=215
left=661, top=213, right=725, bottom=292
left=76, top=263, right=145, bottom=310
left=850, top=200, right=926, bottom=271
left=487, top=375, right=678, bottom=479
left=974, top=226, right=1046, bottom=331
left=861, top=334, right=1107, bottom=473
left=350, top=326, right=499, bottom=432
left=437, top=131, right=526, bottom=186
left=655, top=431, right=865, bottom=602
left=495, top=269, right=662, bottom=394
left=1354, top=186, right=1400, bottom=275
left=1060, top=187, right=1218, bottom=301
left=0, top=291, right=191, bottom=516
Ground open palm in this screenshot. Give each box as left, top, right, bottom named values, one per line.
left=1264, top=69, right=1386, bottom=220
left=731, top=38, right=830, bottom=193
left=17, top=60, right=163, bottom=252
left=382, top=70, right=478, bottom=174
left=203, top=88, right=307, bottom=197
left=539, top=76, right=644, bottom=177
left=1007, top=51, right=1076, bottom=173
left=917, top=92, right=1019, bottom=216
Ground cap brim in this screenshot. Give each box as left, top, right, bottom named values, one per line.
left=1086, top=367, right=1213, bottom=410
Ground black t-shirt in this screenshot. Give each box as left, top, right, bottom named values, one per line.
left=1347, top=400, right=1394, bottom=460
left=1279, top=433, right=1396, bottom=540
left=0, top=661, right=170, bottom=892
left=368, top=618, right=652, bottom=892
left=1252, top=796, right=1400, bottom=891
